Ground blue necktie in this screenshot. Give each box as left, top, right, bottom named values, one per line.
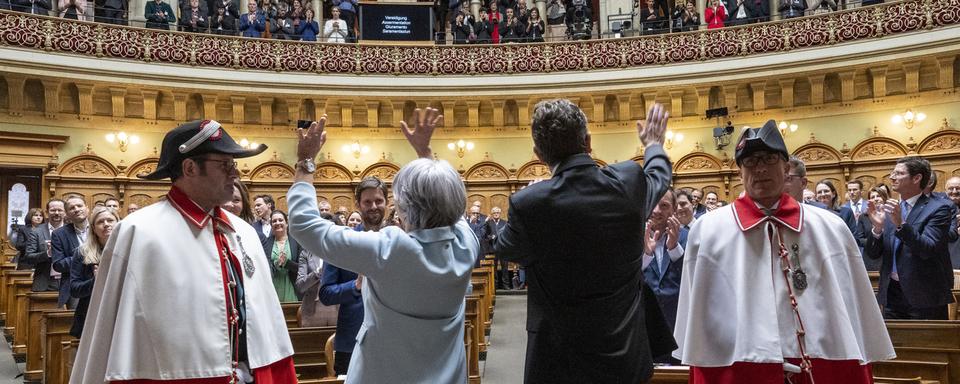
left=892, top=201, right=910, bottom=278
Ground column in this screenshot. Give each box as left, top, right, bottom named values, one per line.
left=778, top=79, right=795, bottom=108
left=535, top=0, right=546, bottom=28
left=770, top=0, right=779, bottom=20
left=838, top=70, right=856, bottom=102
left=808, top=74, right=825, bottom=105
left=132, top=0, right=147, bottom=26
left=367, top=101, right=380, bottom=128
left=903, top=60, right=921, bottom=94
left=868, top=67, right=887, bottom=98
left=749, top=81, right=766, bottom=111
left=669, top=89, right=684, bottom=117
left=231, top=96, right=246, bottom=124
left=339, top=99, right=353, bottom=127
left=202, top=94, right=218, bottom=120
left=109, top=87, right=127, bottom=121
left=470, top=0, right=482, bottom=19
left=5, top=75, right=24, bottom=117
left=937, top=56, right=956, bottom=90
left=697, top=0, right=706, bottom=27
left=41, top=79, right=61, bottom=119
left=259, top=96, right=274, bottom=126
left=173, top=92, right=188, bottom=121
left=141, top=89, right=160, bottom=121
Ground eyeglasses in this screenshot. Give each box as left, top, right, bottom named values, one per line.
left=784, top=173, right=803, bottom=181
left=741, top=153, right=781, bottom=168
left=197, top=157, right=238, bottom=172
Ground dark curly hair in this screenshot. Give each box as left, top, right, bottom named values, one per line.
left=531, top=99, right=589, bottom=165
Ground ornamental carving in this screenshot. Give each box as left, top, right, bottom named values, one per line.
left=518, top=164, right=551, bottom=179
left=129, top=162, right=158, bottom=178
left=332, top=196, right=353, bottom=211
left=364, top=165, right=398, bottom=180
left=128, top=193, right=154, bottom=208
left=467, top=165, right=507, bottom=180
left=677, top=156, right=720, bottom=171
left=315, top=165, right=351, bottom=181
left=795, top=148, right=838, bottom=163
left=919, top=135, right=960, bottom=153
left=62, top=159, right=114, bottom=176
left=0, top=0, right=954, bottom=75
left=853, top=143, right=902, bottom=159
left=251, top=165, right=294, bottom=180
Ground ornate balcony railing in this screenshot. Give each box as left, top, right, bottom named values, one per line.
left=0, top=0, right=957, bottom=76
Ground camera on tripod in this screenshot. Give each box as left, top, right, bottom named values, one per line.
left=565, top=0, right=592, bottom=39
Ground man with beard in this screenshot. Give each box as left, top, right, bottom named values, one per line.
left=51, top=196, right=88, bottom=309
left=946, top=176, right=960, bottom=267
left=23, top=199, right=66, bottom=291
left=642, top=189, right=687, bottom=341
left=70, top=120, right=295, bottom=383
left=319, top=176, right=387, bottom=375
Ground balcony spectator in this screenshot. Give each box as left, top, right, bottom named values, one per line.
left=486, top=0, right=502, bottom=43
left=640, top=0, right=666, bottom=34
left=525, top=7, right=544, bottom=42
left=546, top=0, right=565, bottom=25
left=99, top=0, right=126, bottom=25
left=58, top=0, right=87, bottom=20
left=749, top=0, right=768, bottom=22
left=0, top=0, right=10, bottom=10
left=217, top=0, right=239, bottom=21
left=726, top=0, right=754, bottom=26
left=474, top=10, right=492, bottom=43
left=180, top=0, right=208, bottom=31
left=809, top=0, right=836, bottom=14
left=705, top=0, right=726, bottom=28
left=13, top=0, right=50, bottom=15
left=778, top=0, right=806, bottom=18
left=289, top=0, right=305, bottom=38
left=239, top=0, right=266, bottom=37
left=672, top=0, right=699, bottom=31
left=298, top=8, right=319, bottom=40
left=516, top=0, right=529, bottom=25
left=268, top=1, right=295, bottom=39
left=323, top=5, right=348, bottom=42
left=433, top=0, right=460, bottom=44
left=178, top=0, right=206, bottom=23
left=500, top=7, right=522, bottom=42
left=211, top=4, right=236, bottom=34
left=144, top=0, right=176, bottom=29
left=451, top=13, right=472, bottom=44
left=330, top=0, right=356, bottom=41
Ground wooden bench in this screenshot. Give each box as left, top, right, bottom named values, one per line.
left=9, top=278, right=33, bottom=350
left=282, top=301, right=300, bottom=329
left=42, top=310, right=75, bottom=384
left=873, top=360, right=949, bottom=384
left=24, top=291, right=63, bottom=382
left=3, top=271, right=33, bottom=328
left=885, top=320, right=960, bottom=383
left=651, top=365, right=690, bottom=384
left=465, top=295, right=481, bottom=384
left=62, top=339, right=79, bottom=384
left=290, top=326, right=337, bottom=380
left=874, top=377, right=940, bottom=384
left=0, top=262, right=18, bottom=322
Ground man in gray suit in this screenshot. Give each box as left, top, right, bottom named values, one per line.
left=22, top=199, right=66, bottom=292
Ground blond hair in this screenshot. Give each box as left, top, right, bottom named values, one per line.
left=80, top=206, right=119, bottom=266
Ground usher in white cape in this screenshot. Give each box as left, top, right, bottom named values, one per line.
left=672, top=196, right=895, bottom=366
left=69, top=198, right=294, bottom=383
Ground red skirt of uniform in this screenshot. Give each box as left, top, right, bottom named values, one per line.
left=690, top=358, right=873, bottom=384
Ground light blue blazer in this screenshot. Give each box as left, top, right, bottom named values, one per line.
left=287, top=182, right=479, bottom=384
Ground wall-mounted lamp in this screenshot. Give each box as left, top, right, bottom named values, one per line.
left=664, top=130, right=684, bottom=149
left=105, top=131, right=140, bottom=152
left=237, top=138, right=260, bottom=150
left=447, top=139, right=474, bottom=158
left=778, top=121, right=799, bottom=137
left=342, top=141, right=370, bottom=159
left=891, top=109, right=926, bottom=129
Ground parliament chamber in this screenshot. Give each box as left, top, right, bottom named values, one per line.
left=0, top=0, right=957, bottom=381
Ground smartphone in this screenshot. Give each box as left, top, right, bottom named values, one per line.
left=297, top=120, right=314, bottom=129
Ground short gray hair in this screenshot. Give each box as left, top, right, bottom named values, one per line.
left=788, top=156, right=807, bottom=177
left=393, top=158, right=466, bottom=231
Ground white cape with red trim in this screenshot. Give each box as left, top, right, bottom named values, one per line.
left=672, top=200, right=895, bottom=367
left=70, top=200, right=294, bottom=383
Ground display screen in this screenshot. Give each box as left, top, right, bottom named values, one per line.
left=360, top=3, right=434, bottom=41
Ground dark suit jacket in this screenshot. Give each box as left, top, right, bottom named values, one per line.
left=252, top=219, right=270, bottom=242
left=855, top=214, right=881, bottom=271
left=51, top=224, right=82, bottom=306
left=23, top=223, right=61, bottom=292
left=494, top=149, right=674, bottom=384
left=482, top=218, right=507, bottom=256
left=319, top=262, right=363, bottom=353
left=693, top=204, right=706, bottom=219
left=865, top=194, right=955, bottom=309
left=69, top=248, right=95, bottom=338
left=261, top=234, right=303, bottom=300
left=642, top=226, right=688, bottom=332
left=13, top=0, right=50, bottom=14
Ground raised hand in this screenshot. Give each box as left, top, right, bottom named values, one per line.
left=866, top=199, right=885, bottom=230
left=297, top=115, right=327, bottom=162
left=638, top=103, right=669, bottom=148
left=884, top=198, right=903, bottom=227
left=643, top=220, right=659, bottom=256
left=665, top=216, right=680, bottom=250
left=401, top=107, right=442, bottom=159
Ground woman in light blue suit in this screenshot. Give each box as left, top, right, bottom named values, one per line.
left=288, top=108, right=478, bottom=384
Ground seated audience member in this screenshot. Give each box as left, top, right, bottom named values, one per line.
left=500, top=8, right=522, bottom=42
left=144, top=0, right=176, bottom=29
left=295, top=212, right=341, bottom=327
left=211, top=5, right=237, bottom=35
left=674, top=121, right=894, bottom=382
left=672, top=0, right=699, bottom=32
left=13, top=208, right=44, bottom=270
left=642, top=189, right=687, bottom=340
left=261, top=210, right=302, bottom=302
left=451, top=13, right=472, bottom=44
left=290, top=108, right=479, bottom=383
left=855, top=186, right=888, bottom=271
left=726, top=0, right=754, bottom=26
left=23, top=200, right=66, bottom=292
left=298, top=8, right=319, bottom=41
left=239, top=0, right=266, bottom=37
left=525, top=8, right=545, bottom=42
left=69, top=206, right=118, bottom=338
left=324, top=6, right=349, bottom=43
left=640, top=0, right=666, bottom=34
left=705, top=0, right=726, bottom=29
left=331, top=0, right=357, bottom=41
left=180, top=0, right=209, bottom=32
left=58, top=0, right=87, bottom=20
left=778, top=0, right=806, bottom=18
left=13, top=0, right=50, bottom=15
left=474, top=10, right=493, bottom=43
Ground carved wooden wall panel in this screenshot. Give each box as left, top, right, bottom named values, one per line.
left=361, top=162, right=400, bottom=181
left=516, top=160, right=551, bottom=181
left=850, top=137, right=908, bottom=160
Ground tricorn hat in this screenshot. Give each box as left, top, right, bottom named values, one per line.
left=734, top=120, right=789, bottom=166
left=140, top=120, right=267, bottom=180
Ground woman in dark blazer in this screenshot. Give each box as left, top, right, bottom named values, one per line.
left=70, top=206, right=119, bottom=338
left=297, top=8, right=319, bottom=41
left=261, top=210, right=303, bottom=301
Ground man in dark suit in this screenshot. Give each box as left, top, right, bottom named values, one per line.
left=642, top=189, right=688, bottom=336
left=690, top=188, right=707, bottom=218
left=494, top=100, right=673, bottom=383
left=252, top=194, right=275, bottom=240
left=482, top=207, right=509, bottom=286
left=51, top=196, right=88, bottom=309
left=13, top=0, right=50, bottom=14
left=865, top=156, right=955, bottom=319
left=144, top=0, right=177, bottom=29
left=945, top=176, right=960, bottom=268
left=924, top=172, right=950, bottom=201
left=22, top=199, right=66, bottom=292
